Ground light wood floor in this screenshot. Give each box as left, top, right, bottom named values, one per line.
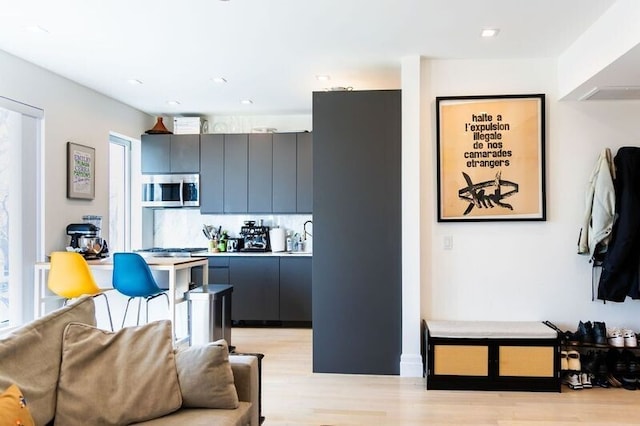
left=232, top=327, right=640, bottom=426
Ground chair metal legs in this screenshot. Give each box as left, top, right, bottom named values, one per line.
left=63, top=293, right=114, bottom=331
left=121, top=297, right=135, bottom=329
left=121, top=291, right=170, bottom=328
left=93, top=292, right=114, bottom=331
left=145, top=292, right=170, bottom=324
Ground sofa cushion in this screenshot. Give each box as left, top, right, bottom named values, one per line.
left=175, top=339, right=239, bottom=409
left=55, top=320, right=182, bottom=425
left=0, top=384, right=35, bottom=426
left=130, top=403, right=253, bottom=426
left=0, top=296, right=95, bottom=426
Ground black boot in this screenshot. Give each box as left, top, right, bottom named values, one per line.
left=593, top=321, right=608, bottom=347
left=577, top=321, right=594, bottom=345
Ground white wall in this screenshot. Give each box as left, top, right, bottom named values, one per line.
left=422, top=57, right=640, bottom=331
left=152, top=209, right=313, bottom=252
left=203, top=114, right=312, bottom=134
left=0, top=50, right=152, bottom=256
left=8, top=44, right=640, bottom=339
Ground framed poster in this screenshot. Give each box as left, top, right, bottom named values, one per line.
left=67, top=142, right=95, bottom=200
left=436, top=94, right=545, bottom=222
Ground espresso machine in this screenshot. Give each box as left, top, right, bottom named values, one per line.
left=239, top=221, right=270, bottom=252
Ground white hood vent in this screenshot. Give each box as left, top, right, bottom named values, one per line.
left=579, top=86, right=640, bottom=101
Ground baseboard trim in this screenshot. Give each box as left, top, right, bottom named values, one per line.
left=400, top=353, right=424, bottom=377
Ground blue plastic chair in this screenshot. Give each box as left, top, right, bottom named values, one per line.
left=112, top=252, right=169, bottom=328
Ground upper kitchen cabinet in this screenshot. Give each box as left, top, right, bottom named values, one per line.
left=273, top=132, right=313, bottom=213
left=141, top=134, right=200, bottom=174
left=200, top=134, right=225, bottom=214
left=248, top=134, right=273, bottom=213
left=224, top=134, right=249, bottom=213
left=199, top=131, right=312, bottom=214
left=296, top=132, right=313, bottom=213
left=272, top=133, right=297, bottom=212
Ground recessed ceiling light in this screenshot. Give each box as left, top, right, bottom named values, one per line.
left=25, top=25, right=49, bottom=34
left=166, top=100, right=181, bottom=106
left=481, top=28, right=500, bottom=38
left=316, top=75, right=331, bottom=81
left=212, top=77, right=227, bottom=84
left=126, top=79, right=143, bottom=85
left=240, top=99, right=253, bottom=105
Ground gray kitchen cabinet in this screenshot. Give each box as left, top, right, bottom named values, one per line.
left=223, top=134, right=248, bottom=213
left=192, top=257, right=230, bottom=285
left=272, top=132, right=313, bottom=213
left=141, top=134, right=200, bottom=173
left=198, top=131, right=312, bottom=214
left=279, top=256, right=312, bottom=322
left=200, top=134, right=225, bottom=213
left=248, top=134, right=273, bottom=213
left=312, top=90, right=401, bottom=375
left=229, top=256, right=279, bottom=322
left=207, top=256, right=230, bottom=285
left=296, top=132, right=313, bottom=213
left=171, top=134, right=200, bottom=173
left=272, top=133, right=297, bottom=213
left=141, top=134, right=170, bottom=173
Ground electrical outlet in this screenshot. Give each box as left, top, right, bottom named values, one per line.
left=443, top=235, right=453, bottom=250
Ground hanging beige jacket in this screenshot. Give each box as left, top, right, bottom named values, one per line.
left=577, top=148, right=616, bottom=259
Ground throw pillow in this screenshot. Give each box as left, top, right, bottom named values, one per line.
left=0, top=296, right=95, bottom=426
left=0, top=384, right=35, bottom=426
left=54, top=320, right=182, bottom=425
left=175, top=339, right=239, bottom=409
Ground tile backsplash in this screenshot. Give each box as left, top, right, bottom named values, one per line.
left=152, top=208, right=313, bottom=251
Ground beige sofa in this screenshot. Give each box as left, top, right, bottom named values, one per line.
left=0, top=296, right=260, bottom=426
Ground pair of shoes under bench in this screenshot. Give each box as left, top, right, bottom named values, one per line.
left=563, top=372, right=592, bottom=390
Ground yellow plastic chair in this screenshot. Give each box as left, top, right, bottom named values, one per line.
left=47, top=251, right=114, bottom=331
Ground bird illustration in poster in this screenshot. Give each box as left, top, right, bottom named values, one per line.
left=458, top=171, right=519, bottom=215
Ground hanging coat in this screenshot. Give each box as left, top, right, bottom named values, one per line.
left=577, top=148, right=616, bottom=260
left=598, top=147, right=640, bottom=302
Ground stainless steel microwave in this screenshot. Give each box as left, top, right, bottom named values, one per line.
left=141, top=174, right=199, bottom=207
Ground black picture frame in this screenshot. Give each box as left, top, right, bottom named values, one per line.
left=67, top=142, right=95, bottom=200
left=436, top=94, right=546, bottom=222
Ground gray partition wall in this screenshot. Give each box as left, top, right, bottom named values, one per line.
left=312, top=90, right=402, bottom=375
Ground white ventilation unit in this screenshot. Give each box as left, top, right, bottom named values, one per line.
left=579, top=86, right=640, bottom=101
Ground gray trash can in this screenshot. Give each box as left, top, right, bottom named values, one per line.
left=187, top=284, right=233, bottom=348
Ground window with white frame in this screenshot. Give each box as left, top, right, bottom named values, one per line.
left=0, top=96, right=42, bottom=328
left=109, top=134, right=131, bottom=253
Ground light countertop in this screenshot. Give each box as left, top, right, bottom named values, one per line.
left=193, top=251, right=312, bottom=257
left=37, top=256, right=209, bottom=267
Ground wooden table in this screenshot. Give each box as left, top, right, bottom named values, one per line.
left=34, top=256, right=208, bottom=345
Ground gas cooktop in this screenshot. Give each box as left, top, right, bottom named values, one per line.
left=135, top=247, right=207, bottom=257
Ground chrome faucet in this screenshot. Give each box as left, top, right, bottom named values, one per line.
left=303, top=220, right=313, bottom=241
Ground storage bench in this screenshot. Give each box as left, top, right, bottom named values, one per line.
left=425, top=320, right=560, bottom=392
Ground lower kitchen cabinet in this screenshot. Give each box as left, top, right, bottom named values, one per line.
left=208, top=256, right=230, bottom=284
left=229, top=257, right=280, bottom=322
left=201, top=255, right=312, bottom=324
left=279, top=257, right=312, bottom=322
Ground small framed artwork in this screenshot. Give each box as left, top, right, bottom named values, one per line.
left=436, top=94, right=546, bottom=222
left=67, top=142, right=95, bottom=200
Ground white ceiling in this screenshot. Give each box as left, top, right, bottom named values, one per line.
left=0, top=0, right=621, bottom=116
